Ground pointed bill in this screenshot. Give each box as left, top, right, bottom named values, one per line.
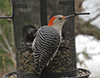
left=65, top=14, right=75, bottom=19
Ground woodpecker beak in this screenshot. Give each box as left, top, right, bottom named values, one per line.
left=65, top=14, right=74, bottom=20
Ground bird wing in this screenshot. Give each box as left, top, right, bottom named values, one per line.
left=32, top=26, right=60, bottom=74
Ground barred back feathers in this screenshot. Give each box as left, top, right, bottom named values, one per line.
left=32, top=26, right=60, bottom=74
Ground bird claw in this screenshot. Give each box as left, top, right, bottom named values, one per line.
left=60, top=40, right=66, bottom=46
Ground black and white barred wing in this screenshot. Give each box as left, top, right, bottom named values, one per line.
left=32, top=26, right=60, bottom=74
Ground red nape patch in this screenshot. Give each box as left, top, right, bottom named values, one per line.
left=48, top=17, right=56, bottom=26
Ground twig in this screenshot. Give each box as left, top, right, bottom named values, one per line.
left=0, top=26, right=2, bottom=34
left=2, top=54, right=6, bottom=72
left=81, top=13, right=100, bottom=26
left=0, top=26, right=16, bottom=64
left=0, top=42, right=9, bottom=52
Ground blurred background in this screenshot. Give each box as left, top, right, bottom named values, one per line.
left=0, top=0, right=100, bottom=78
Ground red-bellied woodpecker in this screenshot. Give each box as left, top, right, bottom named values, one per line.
left=32, top=14, right=74, bottom=75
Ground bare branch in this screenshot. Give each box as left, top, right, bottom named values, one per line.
left=0, top=42, right=9, bottom=52
left=0, top=26, right=16, bottom=64
left=75, top=17, right=100, bottom=40
left=2, top=32, right=15, bottom=60
left=0, top=25, right=2, bottom=34
left=75, top=0, right=84, bottom=12
left=81, top=13, right=100, bottom=26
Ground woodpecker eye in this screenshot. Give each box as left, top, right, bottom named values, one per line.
left=59, top=18, right=62, bottom=20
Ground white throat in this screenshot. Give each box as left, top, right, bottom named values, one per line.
left=52, top=24, right=63, bottom=40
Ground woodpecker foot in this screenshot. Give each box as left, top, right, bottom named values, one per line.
left=61, top=40, right=66, bottom=46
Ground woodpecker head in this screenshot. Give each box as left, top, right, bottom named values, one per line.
left=48, top=14, right=74, bottom=27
